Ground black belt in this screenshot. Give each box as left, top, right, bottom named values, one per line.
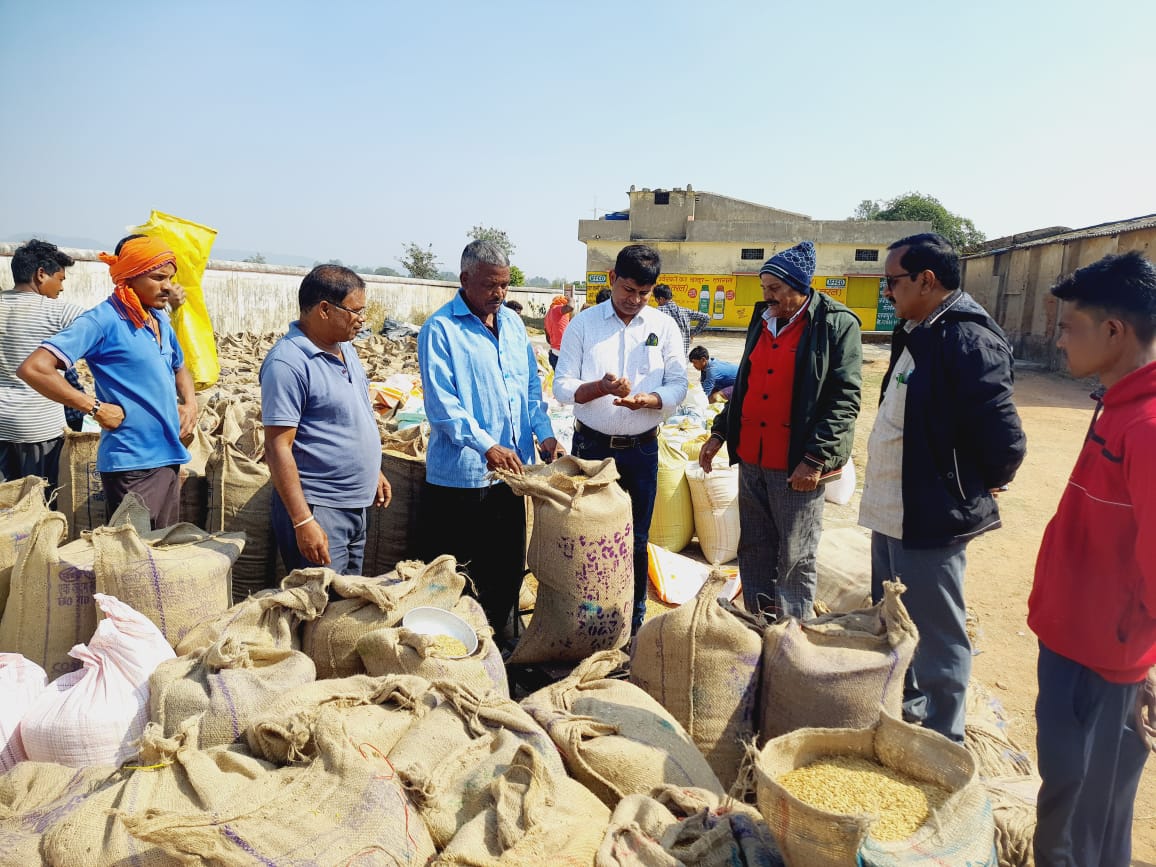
left=575, top=420, right=658, bottom=450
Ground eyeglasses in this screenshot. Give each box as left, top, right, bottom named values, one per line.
left=330, top=301, right=367, bottom=319
left=883, top=272, right=921, bottom=290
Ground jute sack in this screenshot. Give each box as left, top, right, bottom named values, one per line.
left=41, top=719, right=275, bottom=867
left=175, top=566, right=332, bottom=655
left=815, top=526, right=873, bottom=615
left=246, top=673, right=437, bottom=764
left=450, top=593, right=511, bottom=696
left=206, top=439, right=275, bottom=602
left=57, top=430, right=105, bottom=541
left=0, top=475, right=49, bottom=617
left=93, top=521, right=245, bottom=648
left=754, top=712, right=997, bottom=867
left=435, top=742, right=611, bottom=867
left=0, top=495, right=151, bottom=677
left=149, top=636, right=316, bottom=748
left=596, top=786, right=780, bottom=867
left=0, top=654, right=47, bottom=772
left=650, top=433, right=695, bottom=553
left=122, top=706, right=438, bottom=866
left=760, top=580, right=919, bottom=741
left=522, top=650, right=726, bottom=807
left=178, top=423, right=216, bottom=528
left=497, top=456, right=634, bottom=665
left=984, top=775, right=1038, bottom=867
left=362, top=424, right=429, bottom=576
left=298, top=554, right=466, bottom=678
left=358, top=621, right=508, bottom=700
left=630, top=573, right=764, bottom=790
left=0, top=760, right=118, bottom=861
left=965, top=680, right=1035, bottom=779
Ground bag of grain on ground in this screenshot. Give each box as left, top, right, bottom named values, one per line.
left=0, top=654, right=47, bottom=772
left=0, top=760, right=119, bottom=861
left=362, top=423, right=430, bottom=576
left=685, top=455, right=740, bottom=565
left=0, top=475, right=49, bottom=617
left=56, top=430, right=104, bottom=541
left=206, top=439, right=276, bottom=601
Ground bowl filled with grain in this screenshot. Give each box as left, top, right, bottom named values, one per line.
left=402, top=606, right=478, bottom=658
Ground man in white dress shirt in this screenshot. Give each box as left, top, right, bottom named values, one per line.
left=554, top=245, right=688, bottom=632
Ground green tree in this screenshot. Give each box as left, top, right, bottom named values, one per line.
left=509, top=265, right=525, bottom=287
left=467, top=225, right=516, bottom=259
left=851, top=192, right=985, bottom=251
left=373, top=266, right=401, bottom=277
left=398, top=243, right=441, bottom=279
left=437, top=269, right=459, bottom=283
left=242, top=253, right=266, bottom=264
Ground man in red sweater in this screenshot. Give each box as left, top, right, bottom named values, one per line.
left=1029, top=250, right=1156, bottom=866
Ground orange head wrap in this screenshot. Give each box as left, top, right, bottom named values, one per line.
left=550, top=295, right=569, bottom=308
left=98, top=236, right=177, bottom=329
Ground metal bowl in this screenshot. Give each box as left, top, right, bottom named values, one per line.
left=401, top=606, right=478, bottom=658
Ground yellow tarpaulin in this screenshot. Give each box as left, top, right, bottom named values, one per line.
left=130, top=210, right=220, bottom=389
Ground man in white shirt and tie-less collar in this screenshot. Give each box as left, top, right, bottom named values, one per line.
left=554, top=244, right=688, bottom=633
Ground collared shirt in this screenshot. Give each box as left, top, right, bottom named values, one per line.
left=700, top=359, right=738, bottom=396
left=554, top=301, right=688, bottom=436
left=657, top=300, right=710, bottom=355
left=260, top=322, right=381, bottom=508
left=44, top=298, right=190, bottom=473
left=419, top=292, right=555, bottom=489
left=762, top=292, right=812, bottom=337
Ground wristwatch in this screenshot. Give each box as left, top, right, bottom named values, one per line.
left=89, top=399, right=102, bottom=419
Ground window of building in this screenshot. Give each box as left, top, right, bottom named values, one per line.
left=654, top=191, right=670, bottom=205
left=855, top=248, right=880, bottom=261
left=741, top=248, right=765, bottom=260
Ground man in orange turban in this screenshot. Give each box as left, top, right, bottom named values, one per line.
left=18, top=234, right=197, bottom=528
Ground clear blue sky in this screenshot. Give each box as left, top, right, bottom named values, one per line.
left=2, top=0, right=1153, bottom=279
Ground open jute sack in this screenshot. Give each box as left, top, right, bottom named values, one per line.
left=0, top=760, right=119, bottom=862
left=435, top=742, right=611, bottom=867
left=121, top=706, right=437, bottom=866
left=41, top=718, right=275, bottom=867
left=246, top=672, right=437, bottom=764
left=754, top=711, right=996, bottom=867
left=57, top=430, right=105, bottom=541
left=362, top=424, right=429, bottom=577
left=0, top=494, right=150, bottom=678
left=175, top=566, right=332, bottom=655
left=149, top=636, right=316, bottom=748
left=92, top=520, right=245, bottom=648
left=631, top=573, right=764, bottom=791
left=0, top=475, right=49, bottom=618
left=297, top=554, right=466, bottom=678
left=389, top=679, right=566, bottom=849
left=206, top=439, right=275, bottom=602
left=596, top=786, right=780, bottom=867
left=497, top=456, right=634, bottom=665
left=760, top=579, right=919, bottom=742
left=522, top=649, right=726, bottom=807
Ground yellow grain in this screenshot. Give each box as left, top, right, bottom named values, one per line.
left=430, top=634, right=468, bottom=657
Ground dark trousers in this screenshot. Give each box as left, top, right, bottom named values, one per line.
left=420, top=481, right=526, bottom=636
left=571, top=425, right=658, bottom=633
left=270, top=490, right=368, bottom=576
left=0, top=438, right=64, bottom=490
left=1034, top=642, right=1148, bottom=867
left=548, top=350, right=559, bottom=370
left=101, top=465, right=180, bottom=529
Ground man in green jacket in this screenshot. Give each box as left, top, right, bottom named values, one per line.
left=698, top=241, right=862, bottom=618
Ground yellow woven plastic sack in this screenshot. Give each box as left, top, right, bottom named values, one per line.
left=131, top=210, right=220, bottom=389
left=647, top=542, right=740, bottom=606
left=650, top=434, right=695, bottom=552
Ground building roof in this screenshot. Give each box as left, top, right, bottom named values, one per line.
left=965, top=213, right=1156, bottom=258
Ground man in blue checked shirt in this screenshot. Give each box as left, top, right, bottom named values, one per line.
left=418, top=239, right=563, bottom=636
left=654, top=283, right=709, bottom=356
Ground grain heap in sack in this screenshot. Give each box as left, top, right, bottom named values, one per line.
left=760, top=579, right=919, bottom=740
left=0, top=476, right=49, bottom=617
left=497, top=456, right=635, bottom=664
left=754, top=711, right=997, bottom=866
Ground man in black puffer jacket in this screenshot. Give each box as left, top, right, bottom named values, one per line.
left=859, top=232, right=1026, bottom=743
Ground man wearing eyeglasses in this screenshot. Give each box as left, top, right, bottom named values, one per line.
left=261, top=264, right=392, bottom=575
left=859, top=232, right=1026, bottom=743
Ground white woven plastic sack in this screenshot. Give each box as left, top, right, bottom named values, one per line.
left=684, top=459, right=740, bottom=565
left=21, top=593, right=176, bottom=768
left=824, top=459, right=857, bottom=506
left=0, top=653, right=48, bottom=771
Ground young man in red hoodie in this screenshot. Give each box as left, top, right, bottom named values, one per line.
left=1029, top=250, right=1156, bottom=865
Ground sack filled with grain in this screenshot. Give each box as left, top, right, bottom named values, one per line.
left=0, top=654, right=47, bottom=772
left=56, top=430, right=105, bottom=540
left=754, top=711, right=996, bottom=866
left=436, top=742, right=611, bottom=866
left=684, top=455, right=740, bottom=565
left=149, top=636, right=316, bottom=748
left=362, top=424, right=429, bottom=576
left=630, top=573, right=763, bottom=790
left=357, top=618, right=507, bottom=700
left=178, top=422, right=216, bottom=528
left=0, top=760, right=119, bottom=861
left=175, top=566, right=332, bottom=655
left=650, top=433, right=695, bottom=553
left=122, top=706, right=437, bottom=865
left=0, top=475, right=49, bottom=617
left=522, top=649, right=726, bottom=807
left=246, top=672, right=436, bottom=764
left=497, top=456, right=634, bottom=665
left=92, top=520, right=245, bottom=648
left=297, top=554, right=466, bottom=678
left=206, top=439, right=276, bottom=601
left=760, top=579, right=918, bottom=741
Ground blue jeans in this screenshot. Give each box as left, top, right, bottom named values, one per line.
left=571, top=426, right=658, bottom=633
left=870, top=532, right=970, bottom=742
left=271, top=490, right=368, bottom=576
left=1035, top=642, right=1147, bottom=867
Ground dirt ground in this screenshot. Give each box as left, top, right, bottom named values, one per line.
left=692, top=331, right=1156, bottom=861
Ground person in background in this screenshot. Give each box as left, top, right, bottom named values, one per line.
left=595, top=287, right=612, bottom=305
left=1028, top=251, right=1156, bottom=865
left=18, top=234, right=196, bottom=527
left=0, top=240, right=84, bottom=487
left=504, top=298, right=523, bottom=315
left=687, top=345, right=738, bottom=401
left=654, top=282, right=709, bottom=356
left=544, top=295, right=573, bottom=370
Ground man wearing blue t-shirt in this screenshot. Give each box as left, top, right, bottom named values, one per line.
left=688, top=346, right=738, bottom=401
left=261, top=265, right=390, bottom=575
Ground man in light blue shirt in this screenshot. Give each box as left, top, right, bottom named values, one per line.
left=418, top=240, right=560, bottom=635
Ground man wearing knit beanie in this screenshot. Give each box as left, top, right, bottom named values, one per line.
left=699, top=240, right=862, bottom=620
